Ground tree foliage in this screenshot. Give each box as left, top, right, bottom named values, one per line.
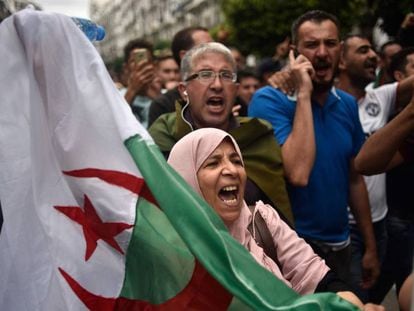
left=376, top=0, right=414, bottom=35
left=221, top=0, right=413, bottom=58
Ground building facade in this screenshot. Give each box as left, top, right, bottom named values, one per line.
left=90, top=0, right=223, bottom=62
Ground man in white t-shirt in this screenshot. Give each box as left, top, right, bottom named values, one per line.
left=356, top=47, right=414, bottom=306
left=337, top=35, right=414, bottom=303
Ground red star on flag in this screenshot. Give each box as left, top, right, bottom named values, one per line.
left=55, top=195, right=133, bottom=261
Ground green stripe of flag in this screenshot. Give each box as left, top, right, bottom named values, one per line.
left=121, top=198, right=195, bottom=302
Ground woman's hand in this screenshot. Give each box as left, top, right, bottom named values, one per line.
left=337, top=291, right=385, bottom=310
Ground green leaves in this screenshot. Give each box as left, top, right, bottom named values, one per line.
left=220, top=0, right=411, bottom=58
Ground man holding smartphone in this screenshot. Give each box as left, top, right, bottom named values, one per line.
left=249, top=10, right=379, bottom=289
left=121, top=39, right=161, bottom=128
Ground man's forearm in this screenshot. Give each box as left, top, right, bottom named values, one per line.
left=395, top=75, right=414, bottom=108
left=348, top=169, right=380, bottom=288
left=348, top=171, right=376, bottom=252
left=282, top=92, right=316, bottom=186
left=355, top=100, right=414, bottom=174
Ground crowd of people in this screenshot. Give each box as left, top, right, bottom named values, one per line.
left=1, top=7, right=414, bottom=311
left=107, top=8, right=414, bottom=310
left=107, top=9, right=414, bottom=310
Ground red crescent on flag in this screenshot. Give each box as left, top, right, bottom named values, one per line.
left=63, top=168, right=158, bottom=206
left=59, top=260, right=232, bottom=310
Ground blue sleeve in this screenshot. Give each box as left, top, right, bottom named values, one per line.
left=248, top=86, right=295, bottom=145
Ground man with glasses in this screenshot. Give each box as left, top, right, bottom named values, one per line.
left=148, top=26, right=213, bottom=127
left=149, top=42, right=294, bottom=226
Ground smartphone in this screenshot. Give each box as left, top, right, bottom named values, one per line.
left=133, top=48, right=148, bottom=63
left=293, top=48, right=300, bottom=58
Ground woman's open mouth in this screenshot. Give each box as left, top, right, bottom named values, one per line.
left=218, top=185, right=239, bottom=205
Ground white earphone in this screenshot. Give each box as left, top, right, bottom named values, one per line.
left=183, top=90, right=188, bottom=96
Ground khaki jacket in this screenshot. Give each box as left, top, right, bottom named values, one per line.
left=149, top=102, right=294, bottom=225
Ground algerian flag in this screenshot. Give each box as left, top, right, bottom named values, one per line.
left=0, top=9, right=358, bottom=310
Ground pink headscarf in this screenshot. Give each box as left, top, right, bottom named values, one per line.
left=167, top=128, right=252, bottom=239
left=167, top=128, right=241, bottom=195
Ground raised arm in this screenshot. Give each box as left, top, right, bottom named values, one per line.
left=124, top=60, right=155, bottom=105
left=355, top=97, right=414, bottom=175
left=395, top=73, right=414, bottom=109
left=281, top=50, right=316, bottom=186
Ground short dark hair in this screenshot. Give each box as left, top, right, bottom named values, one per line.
left=342, top=34, right=371, bottom=56
left=237, top=69, right=259, bottom=83
left=379, top=40, right=401, bottom=59
left=155, top=54, right=175, bottom=64
left=123, top=38, right=154, bottom=63
left=389, top=47, right=414, bottom=78
left=291, top=10, right=340, bottom=45
left=256, top=58, right=282, bottom=83
left=171, top=26, right=209, bottom=66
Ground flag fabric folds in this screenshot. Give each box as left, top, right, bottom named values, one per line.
left=0, top=9, right=358, bottom=311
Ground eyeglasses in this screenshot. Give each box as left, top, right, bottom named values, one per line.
left=185, top=70, right=237, bottom=84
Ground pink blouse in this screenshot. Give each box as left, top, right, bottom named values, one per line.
left=228, top=201, right=330, bottom=295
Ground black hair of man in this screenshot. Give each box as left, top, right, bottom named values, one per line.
left=155, top=54, right=175, bottom=64
left=378, top=40, right=401, bottom=59
left=171, top=26, right=209, bottom=66
left=123, top=38, right=154, bottom=63
left=291, top=10, right=340, bottom=45
left=389, top=47, right=414, bottom=79
left=237, top=69, right=259, bottom=83
left=341, top=34, right=371, bottom=56
left=256, top=58, right=282, bottom=83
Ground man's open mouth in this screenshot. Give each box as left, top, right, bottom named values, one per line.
left=207, top=97, right=224, bottom=106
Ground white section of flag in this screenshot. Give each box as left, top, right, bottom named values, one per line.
left=0, top=9, right=149, bottom=310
